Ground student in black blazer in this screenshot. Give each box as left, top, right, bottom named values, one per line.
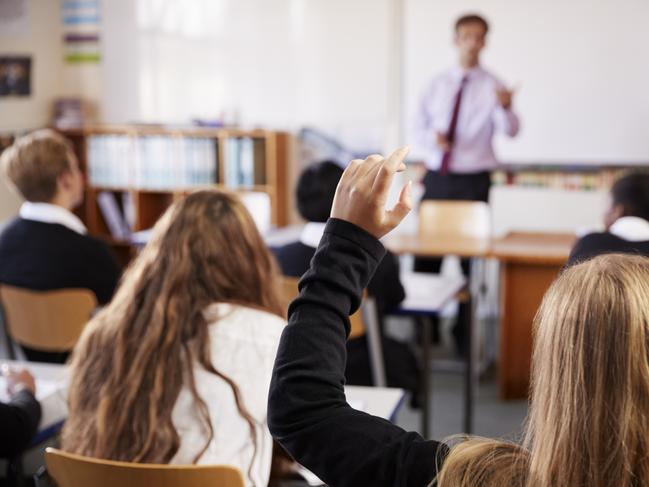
left=0, top=130, right=120, bottom=363
left=273, top=161, right=405, bottom=315
left=0, top=367, right=41, bottom=459
left=568, top=172, right=649, bottom=266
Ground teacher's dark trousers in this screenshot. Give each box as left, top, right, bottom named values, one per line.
left=414, top=170, right=491, bottom=355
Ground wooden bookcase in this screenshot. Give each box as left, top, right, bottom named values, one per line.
left=59, top=126, right=293, bottom=266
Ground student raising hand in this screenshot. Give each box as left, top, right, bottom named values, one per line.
left=330, top=147, right=413, bottom=239
left=268, top=148, right=446, bottom=487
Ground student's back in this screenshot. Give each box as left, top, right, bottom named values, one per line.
left=569, top=172, right=649, bottom=265
left=0, top=130, right=120, bottom=362
left=63, top=190, right=285, bottom=487
left=0, top=217, right=119, bottom=304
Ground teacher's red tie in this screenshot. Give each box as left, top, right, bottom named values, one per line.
left=439, top=75, right=468, bottom=174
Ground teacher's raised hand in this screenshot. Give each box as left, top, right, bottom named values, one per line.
left=331, top=147, right=413, bottom=239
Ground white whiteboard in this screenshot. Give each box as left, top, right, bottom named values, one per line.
left=403, top=0, right=649, bottom=164
left=101, top=0, right=395, bottom=152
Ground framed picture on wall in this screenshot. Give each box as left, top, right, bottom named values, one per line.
left=0, top=56, right=31, bottom=97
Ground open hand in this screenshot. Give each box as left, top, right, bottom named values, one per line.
left=496, top=87, right=515, bottom=109
left=436, top=132, right=451, bottom=152
left=330, top=147, right=412, bottom=239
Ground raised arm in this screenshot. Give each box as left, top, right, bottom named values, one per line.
left=268, top=149, right=445, bottom=487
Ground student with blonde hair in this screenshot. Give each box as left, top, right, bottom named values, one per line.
left=0, top=129, right=120, bottom=362
left=63, top=190, right=285, bottom=487
left=268, top=147, right=649, bottom=487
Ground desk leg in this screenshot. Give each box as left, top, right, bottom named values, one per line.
left=420, top=317, right=431, bottom=438
left=463, top=293, right=474, bottom=434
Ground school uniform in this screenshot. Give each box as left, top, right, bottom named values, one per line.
left=171, top=304, right=285, bottom=487
left=0, top=202, right=121, bottom=362
left=0, top=389, right=41, bottom=458
left=568, top=216, right=649, bottom=266
left=273, top=222, right=405, bottom=314
left=268, top=219, right=446, bottom=487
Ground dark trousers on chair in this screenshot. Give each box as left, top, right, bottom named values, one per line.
left=414, top=170, right=491, bottom=355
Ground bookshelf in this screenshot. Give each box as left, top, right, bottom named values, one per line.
left=59, top=126, right=292, bottom=266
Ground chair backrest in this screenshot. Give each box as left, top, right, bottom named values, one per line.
left=279, top=276, right=366, bottom=339
left=45, top=448, right=245, bottom=487
left=0, top=285, right=97, bottom=352
left=418, top=200, right=491, bottom=239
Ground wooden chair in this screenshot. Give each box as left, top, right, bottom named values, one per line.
left=0, top=285, right=97, bottom=358
left=279, top=276, right=366, bottom=339
left=279, top=276, right=386, bottom=386
left=44, top=448, right=245, bottom=487
left=418, top=200, right=491, bottom=240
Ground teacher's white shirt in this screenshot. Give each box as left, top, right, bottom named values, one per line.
left=414, top=65, right=520, bottom=173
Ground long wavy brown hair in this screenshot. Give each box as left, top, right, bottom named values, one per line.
left=436, top=253, right=649, bottom=487
left=62, top=190, right=283, bottom=470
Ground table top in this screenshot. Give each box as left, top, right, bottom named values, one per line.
left=396, top=272, right=466, bottom=315
left=384, top=233, right=491, bottom=258
left=345, top=385, right=406, bottom=422
left=490, top=232, right=576, bottom=265
left=5, top=361, right=407, bottom=430
left=3, top=361, right=67, bottom=432
left=385, top=231, right=576, bottom=265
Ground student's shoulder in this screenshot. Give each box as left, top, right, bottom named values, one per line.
left=575, top=231, right=623, bottom=247
left=568, top=231, right=625, bottom=265
left=206, top=303, right=286, bottom=341
left=274, top=240, right=310, bottom=256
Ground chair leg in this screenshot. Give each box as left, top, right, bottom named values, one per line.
left=0, top=306, right=16, bottom=360
left=363, top=298, right=387, bottom=387
left=7, top=456, right=26, bottom=487
left=419, top=316, right=432, bottom=439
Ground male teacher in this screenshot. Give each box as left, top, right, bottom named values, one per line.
left=414, top=13, right=519, bottom=353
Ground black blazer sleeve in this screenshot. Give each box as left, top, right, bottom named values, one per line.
left=86, top=239, right=121, bottom=305
left=368, top=250, right=406, bottom=314
left=0, top=390, right=41, bottom=458
left=268, top=218, right=444, bottom=487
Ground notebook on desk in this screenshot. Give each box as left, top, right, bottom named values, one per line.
left=0, top=377, right=61, bottom=403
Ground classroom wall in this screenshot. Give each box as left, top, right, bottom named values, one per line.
left=0, top=0, right=64, bottom=132
left=100, top=0, right=398, bottom=153
left=0, top=0, right=66, bottom=221
left=0, top=0, right=105, bottom=223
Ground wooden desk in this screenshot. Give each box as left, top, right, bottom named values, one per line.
left=345, top=385, right=407, bottom=422
left=392, top=272, right=466, bottom=436
left=3, top=361, right=407, bottom=434
left=492, top=232, right=576, bottom=399
left=384, top=234, right=490, bottom=258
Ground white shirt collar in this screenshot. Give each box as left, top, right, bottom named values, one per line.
left=609, top=216, right=649, bottom=242
left=299, top=222, right=326, bottom=248
left=19, top=202, right=87, bottom=235
left=451, top=64, right=483, bottom=81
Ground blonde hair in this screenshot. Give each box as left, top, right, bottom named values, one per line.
left=437, top=254, right=649, bottom=487
left=0, top=129, right=74, bottom=202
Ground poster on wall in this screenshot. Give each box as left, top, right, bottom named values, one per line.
left=62, top=0, right=101, bottom=63
left=0, top=57, right=31, bottom=97
left=0, top=0, right=30, bottom=36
